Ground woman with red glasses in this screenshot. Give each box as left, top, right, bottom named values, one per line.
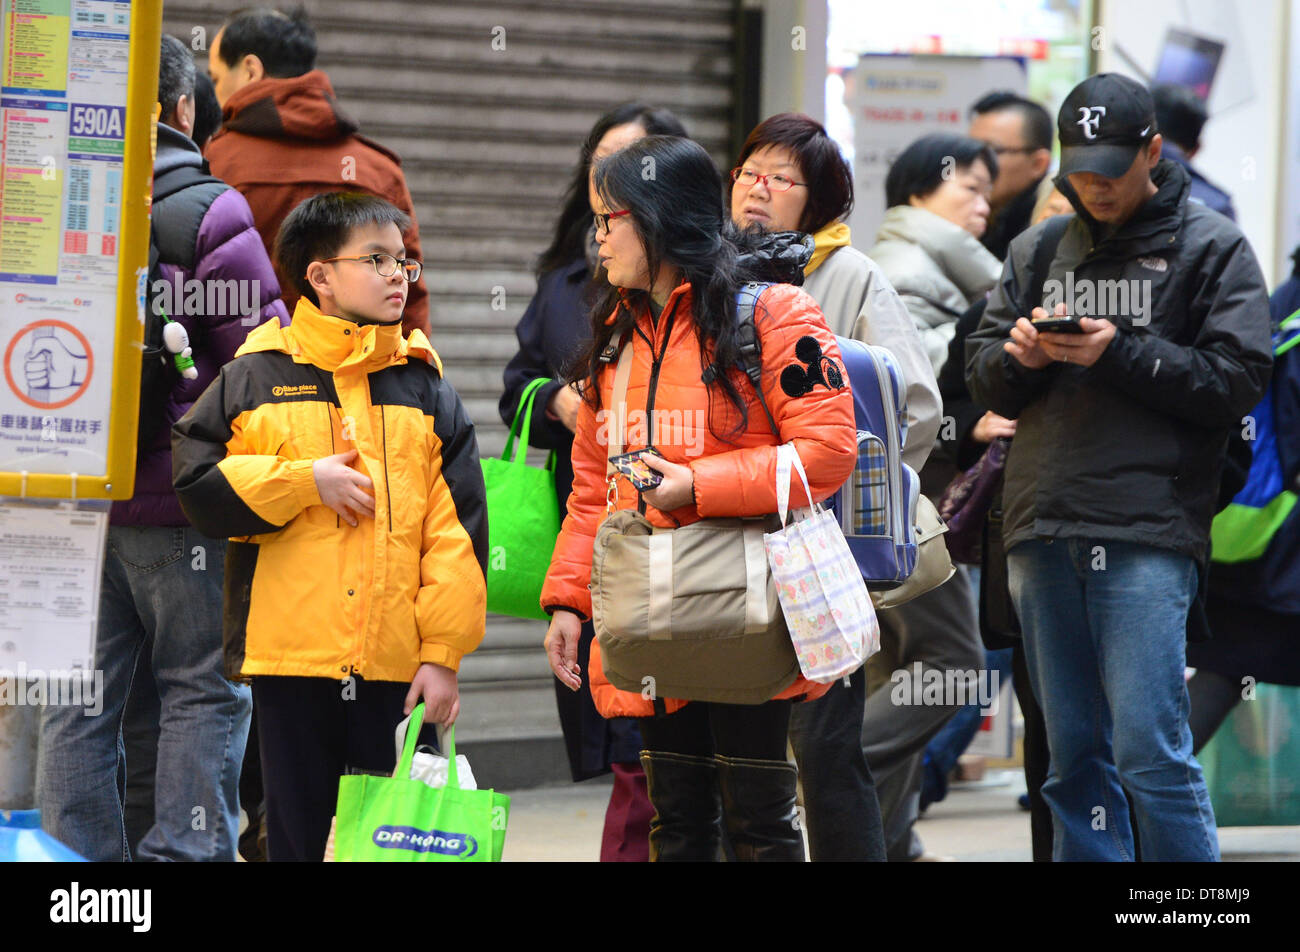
left=500, top=103, right=688, bottom=862
left=541, top=135, right=857, bottom=861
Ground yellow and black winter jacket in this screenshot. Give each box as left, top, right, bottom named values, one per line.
left=172, top=298, right=487, bottom=683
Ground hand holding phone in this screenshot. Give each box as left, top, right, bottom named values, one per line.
left=609, top=447, right=665, bottom=490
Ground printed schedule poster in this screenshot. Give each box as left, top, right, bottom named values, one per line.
left=0, top=503, right=106, bottom=673
left=0, top=0, right=130, bottom=477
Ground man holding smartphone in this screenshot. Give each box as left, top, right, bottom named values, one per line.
left=966, top=74, right=1273, bottom=861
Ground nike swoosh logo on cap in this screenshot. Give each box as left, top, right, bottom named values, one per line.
left=1140, top=125, right=1151, bottom=135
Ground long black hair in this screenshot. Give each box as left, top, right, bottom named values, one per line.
left=535, top=103, right=688, bottom=277
left=581, top=136, right=753, bottom=437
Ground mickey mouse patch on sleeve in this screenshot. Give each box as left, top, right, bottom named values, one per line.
left=780, top=336, right=846, bottom=397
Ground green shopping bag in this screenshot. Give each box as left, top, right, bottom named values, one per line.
left=1199, top=684, right=1300, bottom=827
left=334, top=705, right=510, bottom=862
left=481, top=377, right=562, bottom=620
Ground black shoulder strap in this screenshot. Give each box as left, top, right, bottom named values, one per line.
left=1026, top=214, right=1073, bottom=311
left=701, top=281, right=779, bottom=434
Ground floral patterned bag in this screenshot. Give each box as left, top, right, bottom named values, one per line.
left=764, top=444, right=880, bottom=682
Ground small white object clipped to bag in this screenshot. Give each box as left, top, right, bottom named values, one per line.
left=764, top=443, right=880, bottom=682
left=391, top=711, right=477, bottom=791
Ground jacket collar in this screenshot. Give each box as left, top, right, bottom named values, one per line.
left=237, top=297, right=441, bottom=375
left=153, top=122, right=204, bottom=178
left=1056, top=158, right=1190, bottom=253
left=604, top=281, right=693, bottom=327
left=876, top=205, right=1001, bottom=300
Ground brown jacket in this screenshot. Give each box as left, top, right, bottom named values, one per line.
left=204, top=70, right=429, bottom=336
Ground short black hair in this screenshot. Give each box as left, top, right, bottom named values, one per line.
left=217, top=5, right=316, bottom=78
left=884, top=133, right=998, bottom=209
left=734, top=112, right=854, bottom=234
left=1151, top=82, right=1207, bottom=152
left=274, top=192, right=411, bottom=306
left=158, top=34, right=195, bottom=123
left=970, top=90, right=1054, bottom=153
left=191, top=72, right=222, bottom=149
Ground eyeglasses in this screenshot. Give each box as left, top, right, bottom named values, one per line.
left=319, top=253, right=422, bottom=283
left=594, top=209, right=632, bottom=235
left=731, top=167, right=806, bottom=192
left=988, top=145, right=1038, bottom=156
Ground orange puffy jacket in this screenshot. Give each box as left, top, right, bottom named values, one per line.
left=540, top=282, right=857, bottom=718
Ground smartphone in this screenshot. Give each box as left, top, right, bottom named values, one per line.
left=1031, top=316, right=1086, bottom=335
left=608, top=448, right=664, bottom=490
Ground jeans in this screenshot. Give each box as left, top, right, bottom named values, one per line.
left=788, top=670, right=887, bottom=861
left=1007, top=538, right=1218, bottom=862
left=37, top=525, right=251, bottom=861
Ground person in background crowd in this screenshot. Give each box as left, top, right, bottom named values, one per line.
left=967, top=73, right=1272, bottom=861
left=968, top=91, right=1054, bottom=261
left=920, top=178, right=1070, bottom=861
left=859, top=133, right=1000, bottom=861
left=1187, top=249, right=1300, bottom=746
left=1151, top=82, right=1237, bottom=222
left=542, top=136, right=857, bottom=861
left=500, top=102, right=688, bottom=862
left=204, top=5, right=429, bottom=336
left=36, top=35, right=286, bottom=862
left=190, top=71, right=223, bottom=152
left=729, top=112, right=941, bottom=861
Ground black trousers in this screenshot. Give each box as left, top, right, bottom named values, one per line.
left=788, top=671, right=887, bottom=861
left=253, top=675, right=416, bottom=862
left=638, top=700, right=792, bottom=760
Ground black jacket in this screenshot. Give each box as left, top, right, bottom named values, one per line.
left=965, top=159, right=1273, bottom=563
left=499, top=257, right=594, bottom=512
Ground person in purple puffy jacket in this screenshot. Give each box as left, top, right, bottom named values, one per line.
left=35, top=35, right=289, bottom=862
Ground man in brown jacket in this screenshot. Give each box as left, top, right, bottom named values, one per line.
left=205, top=6, right=429, bottom=335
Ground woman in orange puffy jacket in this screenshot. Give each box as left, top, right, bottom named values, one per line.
left=541, top=136, right=857, bottom=861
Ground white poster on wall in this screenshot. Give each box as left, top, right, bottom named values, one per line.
left=843, top=54, right=1028, bottom=248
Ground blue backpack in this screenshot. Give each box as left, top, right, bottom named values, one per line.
left=724, top=283, right=920, bottom=589
left=1211, top=309, right=1300, bottom=562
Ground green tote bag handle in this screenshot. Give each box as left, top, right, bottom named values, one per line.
left=502, top=377, right=557, bottom=472
left=399, top=702, right=462, bottom=791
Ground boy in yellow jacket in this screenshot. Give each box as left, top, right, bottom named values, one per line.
left=173, top=192, right=487, bottom=861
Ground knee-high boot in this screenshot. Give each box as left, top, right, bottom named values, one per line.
left=638, top=751, right=722, bottom=862
left=715, top=754, right=805, bottom=862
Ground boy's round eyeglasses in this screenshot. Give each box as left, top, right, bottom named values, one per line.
left=320, top=253, right=422, bottom=283
left=594, top=209, right=632, bottom=235
left=731, top=167, right=806, bottom=192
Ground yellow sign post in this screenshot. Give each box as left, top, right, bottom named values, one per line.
left=0, top=0, right=160, bottom=500
left=0, top=1, right=161, bottom=811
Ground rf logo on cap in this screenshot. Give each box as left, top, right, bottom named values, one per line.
left=1076, top=105, right=1107, bottom=139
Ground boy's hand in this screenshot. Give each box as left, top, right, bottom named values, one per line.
left=313, top=449, right=375, bottom=527
left=405, top=662, right=459, bottom=726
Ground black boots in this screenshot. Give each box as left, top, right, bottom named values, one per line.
left=715, top=754, right=806, bottom=862
left=639, top=751, right=722, bottom=862
left=640, top=750, right=806, bottom=862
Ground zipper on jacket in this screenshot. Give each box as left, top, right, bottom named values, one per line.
left=380, top=405, right=392, bottom=533
left=637, top=296, right=681, bottom=516
left=328, top=401, right=339, bottom=529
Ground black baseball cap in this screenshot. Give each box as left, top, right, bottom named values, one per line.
left=1057, top=73, right=1158, bottom=179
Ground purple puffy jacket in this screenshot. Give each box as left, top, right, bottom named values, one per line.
left=113, top=124, right=290, bottom=527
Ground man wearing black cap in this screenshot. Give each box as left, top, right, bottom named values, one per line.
left=966, top=73, right=1273, bottom=861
